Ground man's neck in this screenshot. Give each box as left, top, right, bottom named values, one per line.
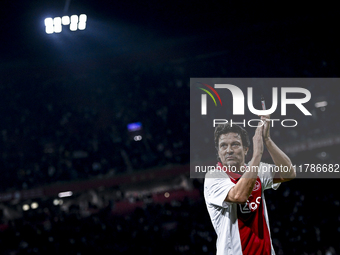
left=223, top=164, right=246, bottom=174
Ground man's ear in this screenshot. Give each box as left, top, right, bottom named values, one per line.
left=244, top=147, right=249, bottom=155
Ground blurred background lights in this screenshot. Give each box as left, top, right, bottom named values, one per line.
left=315, top=101, right=328, bottom=108
left=44, top=14, right=87, bottom=34
left=31, top=202, right=39, bottom=209
left=58, top=191, right=73, bottom=198
left=315, top=100, right=328, bottom=112
left=134, top=135, right=142, bottom=141
left=22, top=204, right=30, bottom=211
left=53, top=199, right=63, bottom=205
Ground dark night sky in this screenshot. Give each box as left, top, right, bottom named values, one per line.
left=0, top=0, right=338, bottom=72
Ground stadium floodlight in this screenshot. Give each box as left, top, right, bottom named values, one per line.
left=70, top=15, right=78, bottom=31
left=45, top=18, right=54, bottom=34
left=45, top=14, right=87, bottom=34
left=62, top=16, right=70, bottom=25
left=78, top=14, right=87, bottom=30
left=53, top=17, right=62, bottom=33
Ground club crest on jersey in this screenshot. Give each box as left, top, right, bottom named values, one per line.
left=253, top=180, right=261, bottom=191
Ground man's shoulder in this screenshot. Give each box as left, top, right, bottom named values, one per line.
left=204, top=168, right=230, bottom=180
left=204, top=169, right=234, bottom=197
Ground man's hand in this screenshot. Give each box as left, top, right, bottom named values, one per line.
left=253, top=120, right=264, bottom=156
left=260, top=115, right=271, bottom=141
left=258, top=115, right=296, bottom=183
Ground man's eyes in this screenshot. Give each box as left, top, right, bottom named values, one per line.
left=221, top=143, right=240, bottom=148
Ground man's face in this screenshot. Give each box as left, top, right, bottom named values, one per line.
left=218, top=132, right=248, bottom=169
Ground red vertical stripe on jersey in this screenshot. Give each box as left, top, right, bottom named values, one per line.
left=237, top=200, right=271, bottom=255
left=223, top=164, right=272, bottom=255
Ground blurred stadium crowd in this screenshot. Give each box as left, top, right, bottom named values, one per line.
left=1, top=57, right=339, bottom=191
left=0, top=179, right=339, bottom=255
left=0, top=52, right=339, bottom=254
left=0, top=62, right=190, bottom=191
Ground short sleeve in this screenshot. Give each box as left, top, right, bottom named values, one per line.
left=257, top=162, right=281, bottom=191
left=204, top=170, right=235, bottom=208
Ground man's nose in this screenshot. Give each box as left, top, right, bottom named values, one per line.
left=226, top=145, right=233, bottom=153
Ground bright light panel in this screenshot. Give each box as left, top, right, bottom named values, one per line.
left=70, top=15, right=78, bottom=24
left=78, top=21, right=86, bottom=30
left=54, top=17, right=61, bottom=25
left=78, top=23, right=86, bottom=30
left=45, top=17, right=53, bottom=26
left=70, top=15, right=78, bottom=31
left=78, top=14, right=87, bottom=30
left=55, top=28, right=62, bottom=33
left=46, top=26, right=54, bottom=34
left=45, top=18, right=54, bottom=34
left=54, top=26, right=62, bottom=33
left=58, top=191, right=73, bottom=198
left=70, top=23, right=77, bottom=31
left=53, top=17, right=62, bottom=33
left=62, top=16, right=70, bottom=25
left=79, top=14, right=87, bottom=22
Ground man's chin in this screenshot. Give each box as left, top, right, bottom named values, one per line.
left=222, top=163, right=244, bottom=174
left=223, top=162, right=238, bottom=168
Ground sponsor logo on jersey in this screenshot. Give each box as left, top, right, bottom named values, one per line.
left=239, top=196, right=262, bottom=213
